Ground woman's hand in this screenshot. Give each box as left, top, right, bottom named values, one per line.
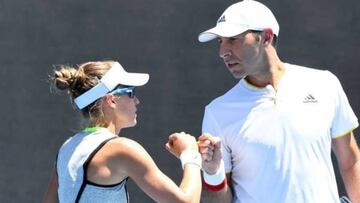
left=165, top=132, right=198, bottom=158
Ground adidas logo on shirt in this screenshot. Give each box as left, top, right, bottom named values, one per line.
left=217, top=15, right=226, bottom=23
left=303, top=94, right=318, bottom=103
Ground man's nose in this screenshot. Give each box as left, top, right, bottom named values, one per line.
left=219, top=41, right=231, bottom=59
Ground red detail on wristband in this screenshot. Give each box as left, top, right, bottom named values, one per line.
left=203, top=178, right=227, bottom=191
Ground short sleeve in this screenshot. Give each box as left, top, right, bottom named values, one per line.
left=202, top=106, right=233, bottom=173
left=202, top=107, right=220, bottom=138
left=327, top=71, right=359, bottom=138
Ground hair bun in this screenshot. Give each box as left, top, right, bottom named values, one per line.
left=53, top=66, right=78, bottom=90
left=51, top=61, right=112, bottom=104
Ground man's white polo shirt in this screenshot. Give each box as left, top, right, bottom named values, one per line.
left=202, top=63, right=358, bottom=203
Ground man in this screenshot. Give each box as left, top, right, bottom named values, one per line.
left=197, top=0, right=360, bottom=202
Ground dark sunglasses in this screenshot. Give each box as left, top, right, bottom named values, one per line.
left=110, top=86, right=135, bottom=98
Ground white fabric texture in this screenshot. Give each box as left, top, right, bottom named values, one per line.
left=202, top=64, right=358, bottom=203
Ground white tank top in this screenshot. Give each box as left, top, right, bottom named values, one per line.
left=56, top=128, right=129, bottom=203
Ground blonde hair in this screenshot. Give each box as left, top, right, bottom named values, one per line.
left=52, top=60, right=115, bottom=127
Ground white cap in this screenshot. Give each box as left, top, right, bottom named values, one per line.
left=74, top=61, right=149, bottom=109
left=198, top=0, right=279, bottom=42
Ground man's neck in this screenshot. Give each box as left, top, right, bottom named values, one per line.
left=244, top=47, right=285, bottom=90
left=245, top=61, right=286, bottom=90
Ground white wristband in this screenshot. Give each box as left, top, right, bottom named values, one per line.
left=202, top=160, right=226, bottom=185
left=179, top=150, right=202, bottom=169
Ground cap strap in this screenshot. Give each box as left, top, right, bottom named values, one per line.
left=74, top=82, right=109, bottom=109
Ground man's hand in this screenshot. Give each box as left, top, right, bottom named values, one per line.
left=198, top=133, right=222, bottom=174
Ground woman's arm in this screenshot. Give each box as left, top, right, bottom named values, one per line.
left=42, top=166, right=59, bottom=203
left=111, top=133, right=201, bottom=203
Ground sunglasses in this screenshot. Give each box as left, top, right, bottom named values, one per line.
left=110, top=86, right=135, bottom=98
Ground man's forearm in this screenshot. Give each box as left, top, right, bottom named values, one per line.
left=341, top=160, right=360, bottom=203
left=201, top=186, right=232, bottom=203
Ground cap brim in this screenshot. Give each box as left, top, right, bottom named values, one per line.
left=101, top=62, right=149, bottom=88
left=118, top=72, right=149, bottom=87
left=198, top=24, right=249, bottom=42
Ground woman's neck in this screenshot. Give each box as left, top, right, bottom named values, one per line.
left=106, top=122, right=121, bottom=135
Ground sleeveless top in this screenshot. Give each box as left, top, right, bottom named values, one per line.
left=56, top=128, right=129, bottom=203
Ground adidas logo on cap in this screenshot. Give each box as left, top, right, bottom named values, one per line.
left=217, top=15, right=226, bottom=23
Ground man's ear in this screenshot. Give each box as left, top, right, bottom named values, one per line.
left=263, top=28, right=274, bottom=45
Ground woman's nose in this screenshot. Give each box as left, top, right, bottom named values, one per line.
left=134, top=96, right=140, bottom=105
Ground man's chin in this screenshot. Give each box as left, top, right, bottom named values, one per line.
left=231, top=71, right=246, bottom=79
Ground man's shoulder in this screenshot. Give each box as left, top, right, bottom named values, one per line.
left=206, top=81, right=243, bottom=108
left=284, top=63, right=343, bottom=97
left=286, top=63, right=336, bottom=81
left=286, top=63, right=328, bottom=74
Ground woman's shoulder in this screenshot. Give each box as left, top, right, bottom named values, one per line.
left=105, top=136, right=148, bottom=157
left=103, top=136, right=156, bottom=174
left=107, top=135, right=140, bottom=147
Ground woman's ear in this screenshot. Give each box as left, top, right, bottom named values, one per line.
left=102, top=94, right=117, bottom=108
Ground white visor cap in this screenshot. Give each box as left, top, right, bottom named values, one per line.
left=74, top=61, right=149, bottom=109
left=198, top=0, right=279, bottom=42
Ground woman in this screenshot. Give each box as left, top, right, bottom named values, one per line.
left=43, top=60, right=202, bottom=203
